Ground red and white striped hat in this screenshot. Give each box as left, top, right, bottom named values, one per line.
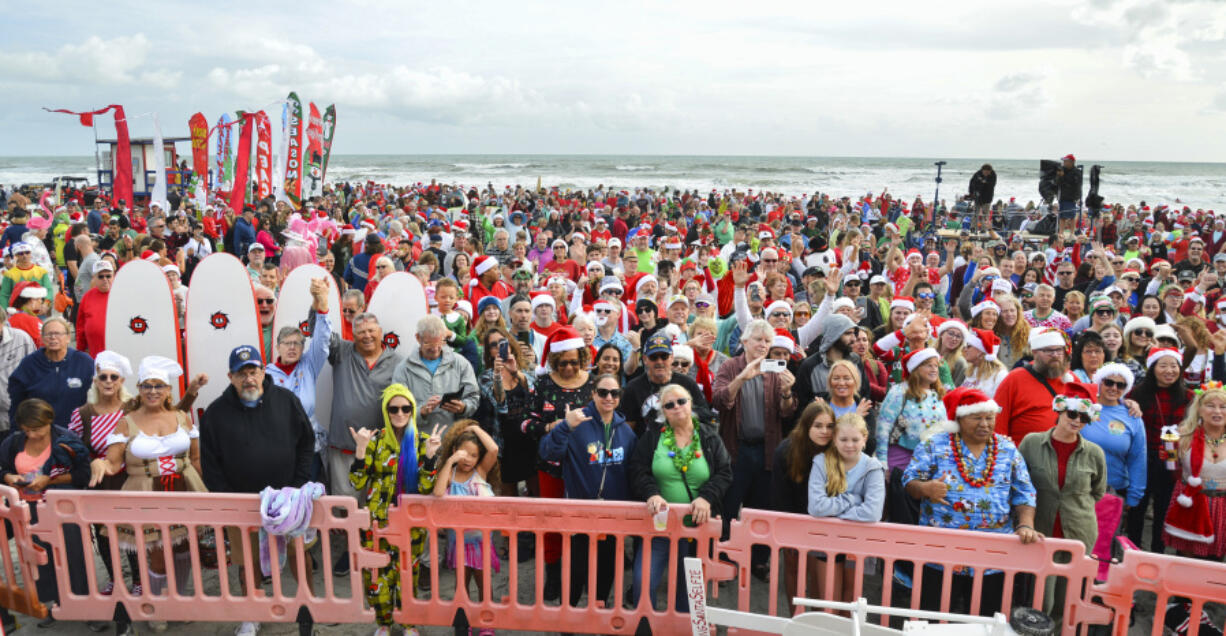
left=471, top=255, right=498, bottom=279
left=771, top=328, right=797, bottom=354
left=965, top=327, right=1001, bottom=361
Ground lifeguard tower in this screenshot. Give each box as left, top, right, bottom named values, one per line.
left=95, top=136, right=193, bottom=204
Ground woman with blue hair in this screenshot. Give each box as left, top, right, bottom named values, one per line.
left=349, top=383, right=442, bottom=636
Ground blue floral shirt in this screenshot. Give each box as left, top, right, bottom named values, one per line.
left=903, top=432, right=1037, bottom=533
left=875, top=385, right=947, bottom=462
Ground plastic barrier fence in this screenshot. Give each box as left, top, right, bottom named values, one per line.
left=0, top=485, right=47, bottom=620
left=5, top=487, right=1225, bottom=635
left=25, top=488, right=387, bottom=625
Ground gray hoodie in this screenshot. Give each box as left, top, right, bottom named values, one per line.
left=807, top=452, right=886, bottom=522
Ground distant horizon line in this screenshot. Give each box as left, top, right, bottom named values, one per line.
left=1, top=152, right=1223, bottom=165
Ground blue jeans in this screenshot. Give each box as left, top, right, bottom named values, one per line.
left=631, top=536, right=694, bottom=611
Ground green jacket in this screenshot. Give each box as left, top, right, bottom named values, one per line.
left=1018, top=429, right=1107, bottom=552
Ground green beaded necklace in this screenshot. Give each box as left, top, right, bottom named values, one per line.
left=661, top=424, right=702, bottom=474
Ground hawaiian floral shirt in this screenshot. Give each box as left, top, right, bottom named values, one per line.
left=876, top=385, right=948, bottom=461
left=903, top=432, right=1037, bottom=533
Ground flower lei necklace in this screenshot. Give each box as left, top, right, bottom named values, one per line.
left=661, top=424, right=702, bottom=474
left=951, top=434, right=998, bottom=488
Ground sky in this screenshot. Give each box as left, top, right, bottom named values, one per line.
left=1, top=0, right=1224, bottom=162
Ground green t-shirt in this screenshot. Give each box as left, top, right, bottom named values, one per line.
left=652, top=438, right=710, bottom=504
left=897, top=216, right=913, bottom=239
left=633, top=247, right=656, bottom=274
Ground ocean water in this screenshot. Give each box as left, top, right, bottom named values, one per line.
left=2, top=154, right=1224, bottom=210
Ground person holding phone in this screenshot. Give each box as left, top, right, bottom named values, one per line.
left=391, top=315, right=480, bottom=440
left=712, top=319, right=798, bottom=580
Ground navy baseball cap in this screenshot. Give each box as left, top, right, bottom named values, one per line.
left=643, top=333, right=673, bottom=357
left=229, top=345, right=264, bottom=373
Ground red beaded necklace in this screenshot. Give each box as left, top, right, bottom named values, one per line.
left=951, top=433, right=998, bottom=488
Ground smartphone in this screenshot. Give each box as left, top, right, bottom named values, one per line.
left=498, top=340, right=510, bottom=361
left=516, top=331, right=531, bottom=346
left=749, top=286, right=762, bottom=304
left=440, top=390, right=464, bottom=404
left=761, top=359, right=786, bottom=373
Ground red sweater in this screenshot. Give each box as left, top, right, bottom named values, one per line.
left=75, top=287, right=108, bottom=356
left=994, top=366, right=1067, bottom=445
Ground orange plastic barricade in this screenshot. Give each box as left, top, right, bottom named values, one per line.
left=0, top=485, right=47, bottom=620
left=1092, top=544, right=1226, bottom=635
left=376, top=495, right=733, bottom=635
left=717, top=508, right=1115, bottom=633
left=27, top=489, right=387, bottom=625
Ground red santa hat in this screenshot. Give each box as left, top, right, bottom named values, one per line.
left=965, top=327, right=1001, bottom=361
left=1028, top=327, right=1066, bottom=352
left=1147, top=347, right=1183, bottom=369
left=471, top=255, right=498, bottom=279
left=890, top=296, right=915, bottom=312
left=902, top=347, right=939, bottom=378
left=941, top=386, right=1001, bottom=422
left=530, top=290, right=556, bottom=312
left=935, top=318, right=969, bottom=342
left=536, top=326, right=586, bottom=377
left=1164, top=427, right=1216, bottom=544
left=771, top=328, right=797, bottom=354
left=906, top=248, right=922, bottom=262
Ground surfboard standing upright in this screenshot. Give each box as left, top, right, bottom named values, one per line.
left=272, top=264, right=341, bottom=435
left=185, top=253, right=261, bottom=427
left=366, top=272, right=427, bottom=357
left=104, top=259, right=184, bottom=400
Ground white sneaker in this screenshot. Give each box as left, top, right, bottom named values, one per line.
left=235, top=621, right=260, bottom=636
left=373, top=627, right=391, bottom=636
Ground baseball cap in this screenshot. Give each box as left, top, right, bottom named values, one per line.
left=643, top=333, right=673, bottom=357
left=228, top=345, right=264, bottom=373
left=869, top=275, right=888, bottom=286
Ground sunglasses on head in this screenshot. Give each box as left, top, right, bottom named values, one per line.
left=386, top=405, right=413, bottom=415
left=662, top=397, right=690, bottom=410
left=595, top=387, right=621, bottom=399
left=1101, top=378, right=1128, bottom=390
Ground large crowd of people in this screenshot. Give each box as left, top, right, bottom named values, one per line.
left=0, top=172, right=1224, bottom=635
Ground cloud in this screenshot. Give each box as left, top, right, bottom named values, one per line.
left=0, top=34, right=178, bottom=88
left=1071, top=0, right=1225, bottom=81
left=986, top=73, right=1047, bottom=120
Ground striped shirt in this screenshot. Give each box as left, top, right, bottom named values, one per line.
left=68, top=407, right=125, bottom=459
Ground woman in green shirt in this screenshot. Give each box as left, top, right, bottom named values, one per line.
left=628, top=383, right=732, bottom=611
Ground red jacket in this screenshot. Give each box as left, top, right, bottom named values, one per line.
left=75, top=287, right=108, bottom=356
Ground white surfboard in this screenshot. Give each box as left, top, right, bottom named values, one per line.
left=104, top=259, right=183, bottom=400
left=366, top=272, right=427, bottom=356
left=272, top=264, right=341, bottom=430
left=185, top=253, right=261, bottom=427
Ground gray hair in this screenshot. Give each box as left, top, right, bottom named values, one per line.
left=1035, top=283, right=1055, bottom=295
left=43, top=317, right=71, bottom=335
left=744, top=318, right=773, bottom=341
left=351, top=312, right=380, bottom=330
left=253, top=284, right=275, bottom=298
left=416, top=315, right=446, bottom=339
left=341, top=289, right=366, bottom=307
left=494, top=228, right=509, bottom=240
left=277, top=326, right=304, bottom=344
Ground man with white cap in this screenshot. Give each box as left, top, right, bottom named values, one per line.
left=245, top=243, right=266, bottom=285
left=993, top=327, right=1071, bottom=445
left=75, top=260, right=114, bottom=357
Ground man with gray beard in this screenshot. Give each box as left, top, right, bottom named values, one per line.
left=992, top=327, right=1070, bottom=445
left=200, top=344, right=315, bottom=494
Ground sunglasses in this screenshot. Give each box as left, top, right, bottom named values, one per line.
left=595, top=308, right=613, bottom=315
left=795, top=311, right=811, bottom=318
left=1094, top=309, right=1115, bottom=316
left=662, top=397, right=690, bottom=410
left=555, top=358, right=581, bottom=368
left=1132, top=329, right=1152, bottom=338
left=770, top=312, right=792, bottom=319
left=695, top=301, right=710, bottom=308
left=647, top=353, right=671, bottom=362
left=983, top=276, right=998, bottom=282
left=917, top=292, right=935, bottom=300
left=761, top=259, right=778, bottom=264
left=1121, top=277, right=1139, bottom=283
left=1101, top=379, right=1128, bottom=390
left=1066, top=411, right=1092, bottom=423
left=257, top=298, right=276, bottom=305
left=595, top=388, right=622, bottom=399
left=1058, top=271, right=1074, bottom=276
left=672, top=360, right=691, bottom=368
left=138, top=383, right=169, bottom=392
left=604, top=289, right=623, bottom=295
left=96, top=373, right=121, bottom=382
left=386, top=405, right=414, bottom=415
